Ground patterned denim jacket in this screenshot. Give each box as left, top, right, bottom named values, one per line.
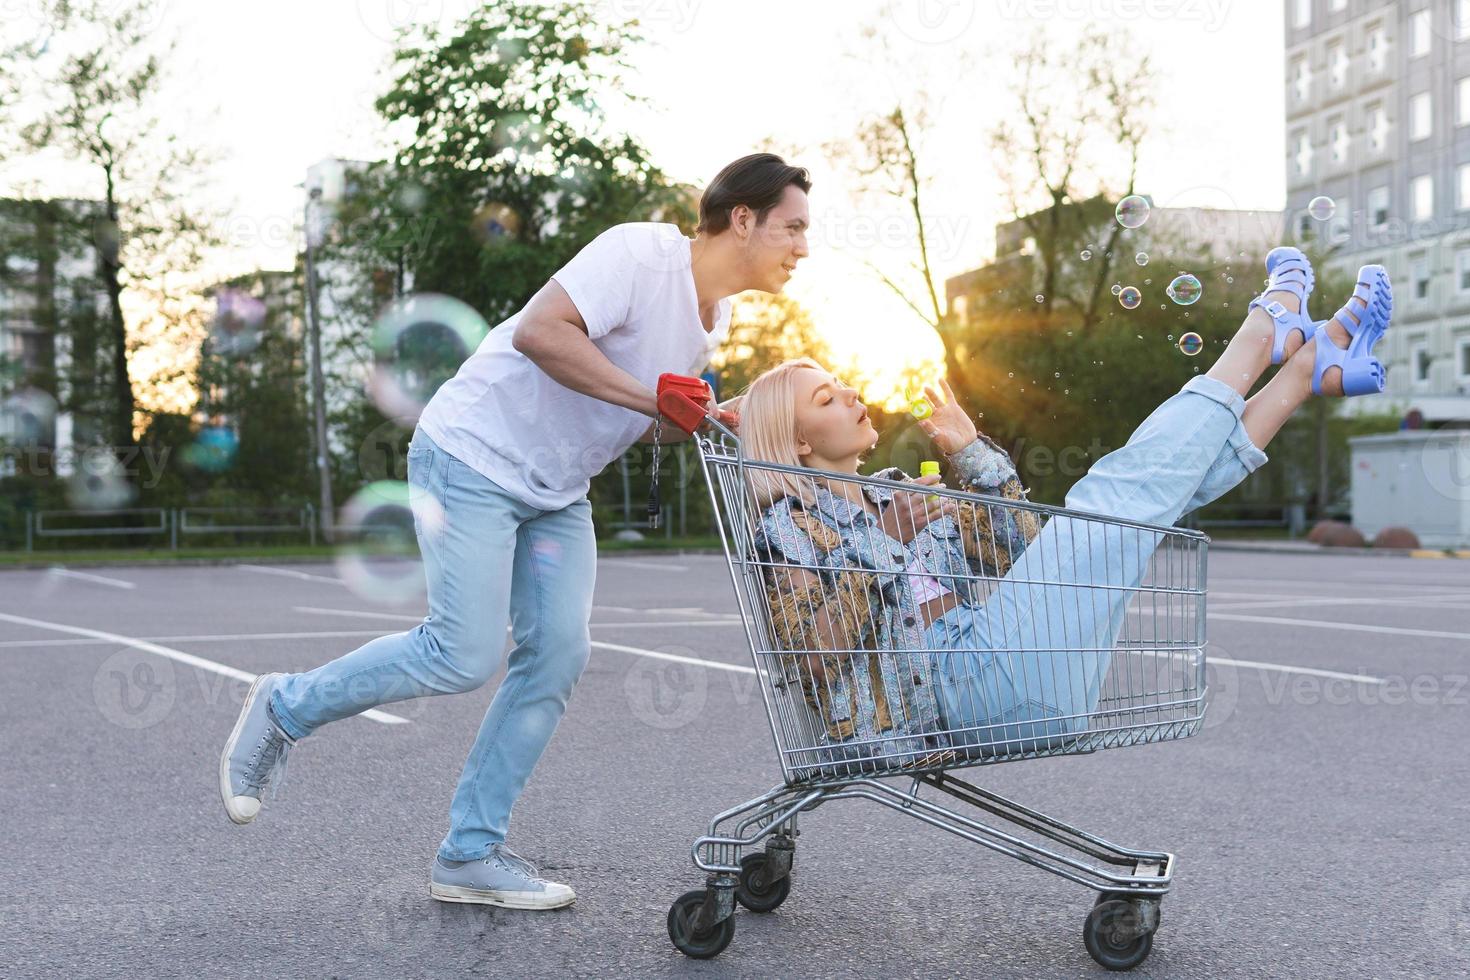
left=752, top=434, right=1043, bottom=764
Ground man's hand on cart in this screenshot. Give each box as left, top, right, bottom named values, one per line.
left=915, top=377, right=980, bottom=455
left=710, top=394, right=740, bottom=433
left=877, top=474, right=958, bottom=544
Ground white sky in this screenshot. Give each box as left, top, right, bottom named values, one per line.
left=3, top=0, right=1285, bottom=405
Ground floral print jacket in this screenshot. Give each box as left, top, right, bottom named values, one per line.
left=751, top=434, right=1043, bottom=758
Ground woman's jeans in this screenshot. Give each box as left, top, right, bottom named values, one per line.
left=925, top=374, right=1267, bottom=755
left=269, top=426, right=597, bottom=862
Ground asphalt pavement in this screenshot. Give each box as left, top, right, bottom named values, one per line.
left=1, top=550, right=1467, bottom=978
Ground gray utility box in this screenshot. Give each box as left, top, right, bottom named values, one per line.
left=1349, top=430, right=1470, bottom=548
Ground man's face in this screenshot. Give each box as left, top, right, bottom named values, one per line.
left=739, top=184, right=810, bottom=293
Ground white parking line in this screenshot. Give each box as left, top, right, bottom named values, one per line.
left=1211, top=593, right=1470, bottom=613
left=295, top=605, right=419, bottom=623
left=597, top=559, right=689, bottom=573
left=239, top=564, right=346, bottom=585
left=46, top=567, right=135, bottom=589
left=593, top=604, right=738, bottom=618
left=1210, top=656, right=1383, bottom=685
left=589, top=639, right=755, bottom=674
left=1209, top=611, right=1470, bottom=642
left=0, top=612, right=409, bottom=725
left=0, top=630, right=394, bottom=649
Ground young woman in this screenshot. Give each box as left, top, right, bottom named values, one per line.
left=741, top=247, right=1393, bottom=768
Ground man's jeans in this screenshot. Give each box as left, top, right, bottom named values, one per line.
left=270, top=426, right=597, bottom=861
left=926, top=374, right=1267, bottom=753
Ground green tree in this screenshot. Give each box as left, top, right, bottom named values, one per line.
left=315, top=0, right=696, bottom=510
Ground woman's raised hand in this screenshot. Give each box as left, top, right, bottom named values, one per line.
left=915, top=377, right=979, bottom=456
left=877, top=475, right=958, bottom=545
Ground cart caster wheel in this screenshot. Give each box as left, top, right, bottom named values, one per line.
left=1093, top=892, right=1163, bottom=929
left=667, top=890, right=735, bottom=959
left=735, top=853, right=791, bottom=913
left=1084, top=899, right=1154, bottom=971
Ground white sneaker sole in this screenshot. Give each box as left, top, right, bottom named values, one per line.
left=219, top=673, right=272, bottom=825
left=428, top=881, right=575, bottom=910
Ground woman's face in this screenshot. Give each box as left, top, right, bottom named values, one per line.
left=790, top=366, right=878, bottom=467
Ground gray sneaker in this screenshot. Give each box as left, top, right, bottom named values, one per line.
left=219, top=672, right=297, bottom=824
left=429, top=844, right=576, bottom=910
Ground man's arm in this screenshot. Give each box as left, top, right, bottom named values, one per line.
left=511, top=279, right=658, bottom=416
left=634, top=394, right=742, bottom=444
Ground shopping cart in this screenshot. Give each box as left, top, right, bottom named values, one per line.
left=653, top=377, right=1208, bottom=970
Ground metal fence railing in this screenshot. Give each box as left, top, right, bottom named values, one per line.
left=23, top=505, right=317, bottom=551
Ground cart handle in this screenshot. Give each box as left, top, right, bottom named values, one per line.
left=656, top=373, right=738, bottom=439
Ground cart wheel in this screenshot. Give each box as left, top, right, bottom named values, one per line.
left=1094, top=892, right=1163, bottom=928
left=1084, top=899, right=1154, bottom=971
left=735, top=853, right=791, bottom=913
left=667, top=890, right=735, bottom=959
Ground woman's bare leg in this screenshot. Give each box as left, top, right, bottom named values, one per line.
left=1206, top=284, right=1306, bottom=398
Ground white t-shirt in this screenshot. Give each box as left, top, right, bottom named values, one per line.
left=417, top=222, right=732, bottom=510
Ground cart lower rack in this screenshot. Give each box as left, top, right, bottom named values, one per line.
left=661, top=402, right=1207, bottom=970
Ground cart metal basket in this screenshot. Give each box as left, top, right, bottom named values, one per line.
left=663, top=414, right=1209, bottom=970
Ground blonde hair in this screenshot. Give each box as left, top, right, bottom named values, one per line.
left=738, top=357, right=829, bottom=508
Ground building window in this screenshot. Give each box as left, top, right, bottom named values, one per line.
left=1459, top=0, right=1470, bottom=40
left=1367, top=23, right=1388, bottom=72
left=1411, top=342, right=1432, bottom=385
left=1328, top=0, right=1346, bottom=9
left=1327, top=40, right=1347, bottom=88
left=1412, top=255, right=1431, bottom=300
left=1457, top=336, right=1470, bottom=379
left=1460, top=165, right=1470, bottom=209
left=1291, top=56, right=1311, bottom=103
left=1367, top=102, right=1389, bottom=151
left=1411, top=9, right=1432, bottom=57
left=1412, top=174, right=1434, bottom=220
left=1294, top=130, right=1314, bottom=176
left=1294, top=0, right=1311, bottom=29
left=1410, top=92, right=1432, bottom=140
left=1366, top=186, right=1389, bottom=227
left=952, top=294, right=969, bottom=326
left=1458, top=248, right=1470, bottom=292
left=1329, top=116, right=1349, bottom=162
left=1298, top=212, right=1313, bottom=240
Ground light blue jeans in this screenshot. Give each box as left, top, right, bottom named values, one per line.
left=926, top=374, right=1267, bottom=755
left=270, top=426, right=597, bottom=861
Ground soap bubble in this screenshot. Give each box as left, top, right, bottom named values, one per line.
left=1034, top=294, right=1045, bottom=303
left=1307, top=195, right=1336, bottom=221
left=1080, top=249, right=1092, bottom=260
left=1115, top=195, right=1150, bottom=229
left=0, top=387, right=57, bottom=445
left=367, top=294, right=491, bottom=427
left=1166, top=273, right=1203, bottom=306
left=1118, top=286, right=1142, bottom=310
left=208, top=288, right=267, bottom=358
left=68, top=447, right=136, bottom=510
left=1111, top=283, right=1123, bottom=296
left=1178, top=332, right=1204, bottom=356
left=182, top=426, right=239, bottom=473
left=470, top=201, right=521, bottom=247
left=1135, top=251, right=1149, bottom=266
left=335, top=480, right=445, bottom=605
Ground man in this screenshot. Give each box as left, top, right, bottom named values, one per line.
left=219, top=153, right=811, bottom=910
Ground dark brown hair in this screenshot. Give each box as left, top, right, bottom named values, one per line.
left=697, top=153, right=812, bottom=235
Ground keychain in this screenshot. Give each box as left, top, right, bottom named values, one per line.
left=646, top=415, right=663, bottom=529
